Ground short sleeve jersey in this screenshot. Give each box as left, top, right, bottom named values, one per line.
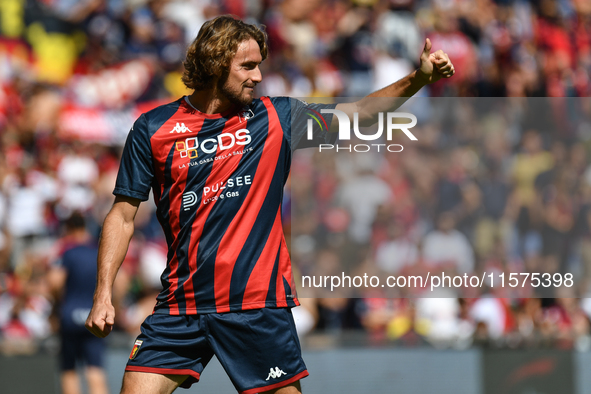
left=114, top=96, right=336, bottom=314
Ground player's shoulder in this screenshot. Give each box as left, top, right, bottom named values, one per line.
left=133, top=97, right=185, bottom=136
left=257, top=96, right=303, bottom=113
left=235, top=97, right=292, bottom=115
left=141, top=97, right=184, bottom=122
left=262, top=96, right=301, bottom=105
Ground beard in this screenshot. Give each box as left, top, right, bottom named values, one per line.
left=218, top=73, right=255, bottom=107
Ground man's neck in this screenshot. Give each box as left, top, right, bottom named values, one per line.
left=188, top=90, right=236, bottom=114
left=68, top=229, right=90, bottom=244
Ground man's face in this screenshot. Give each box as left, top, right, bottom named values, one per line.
left=219, top=38, right=263, bottom=107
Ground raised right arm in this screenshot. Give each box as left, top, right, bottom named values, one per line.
left=85, top=195, right=140, bottom=338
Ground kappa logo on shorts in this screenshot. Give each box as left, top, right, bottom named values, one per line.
left=265, top=367, right=287, bottom=381
left=129, top=340, right=143, bottom=360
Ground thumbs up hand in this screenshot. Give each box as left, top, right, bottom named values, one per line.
left=418, top=38, right=455, bottom=84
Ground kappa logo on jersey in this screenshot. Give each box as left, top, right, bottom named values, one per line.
left=183, top=191, right=197, bottom=211
left=176, top=129, right=252, bottom=159
left=265, top=367, right=287, bottom=381
left=170, top=122, right=192, bottom=133
left=129, top=340, right=143, bottom=360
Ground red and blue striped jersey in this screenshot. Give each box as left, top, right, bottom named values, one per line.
left=114, top=96, right=336, bottom=314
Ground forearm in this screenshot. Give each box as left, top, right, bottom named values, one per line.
left=357, top=70, right=427, bottom=120
left=367, top=69, right=428, bottom=99
left=93, top=207, right=135, bottom=304
left=335, top=70, right=428, bottom=127
left=335, top=38, right=454, bottom=125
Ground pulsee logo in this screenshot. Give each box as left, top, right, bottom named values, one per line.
left=306, top=109, right=418, bottom=152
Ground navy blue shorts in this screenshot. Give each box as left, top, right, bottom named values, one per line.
left=125, top=308, right=308, bottom=393
left=60, top=330, right=106, bottom=371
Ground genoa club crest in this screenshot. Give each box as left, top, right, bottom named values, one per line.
left=129, top=340, right=143, bottom=360
left=239, top=108, right=254, bottom=121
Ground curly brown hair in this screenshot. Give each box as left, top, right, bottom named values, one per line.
left=182, top=15, right=268, bottom=91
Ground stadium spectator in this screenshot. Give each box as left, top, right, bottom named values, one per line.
left=374, top=221, right=419, bottom=274
left=47, top=213, right=109, bottom=394
left=422, top=211, right=475, bottom=274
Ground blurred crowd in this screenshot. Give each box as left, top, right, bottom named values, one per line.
left=289, top=97, right=591, bottom=350
left=1, top=0, right=591, bottom=354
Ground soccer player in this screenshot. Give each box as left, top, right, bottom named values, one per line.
left=85, top=15, right=454, bottom=394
